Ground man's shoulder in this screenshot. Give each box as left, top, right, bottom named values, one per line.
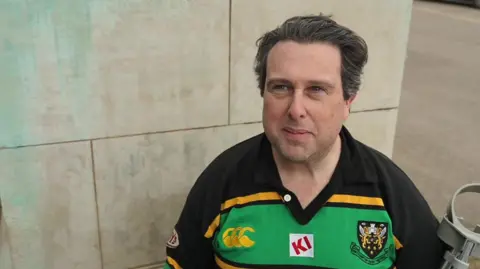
left=351, top=137, right=411, bottom=184
left=200, top=132, right=265, bottom=180
left=349, top=134, right=430, bottom=206
left=185, top=133, right=265, bottom=208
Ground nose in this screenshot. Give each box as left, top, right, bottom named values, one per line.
left=288, top=90, right=307, bottom=120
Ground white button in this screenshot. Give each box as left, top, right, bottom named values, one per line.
left=284, top=194, right=292, bottom=202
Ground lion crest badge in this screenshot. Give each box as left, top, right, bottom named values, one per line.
left=350, top=221, right=393, bottom=265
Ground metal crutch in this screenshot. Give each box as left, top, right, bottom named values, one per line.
left=437, top=183, right=480, bottom=269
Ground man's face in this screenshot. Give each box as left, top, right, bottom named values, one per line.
left=262, top=41, right=355, bottom=162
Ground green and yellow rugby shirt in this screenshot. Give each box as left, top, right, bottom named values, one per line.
left=164, top=127, right=446, bottom=269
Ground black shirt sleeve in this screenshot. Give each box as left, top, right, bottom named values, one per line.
left=381, top=160, right=448, bottom=269
left=163, top=136, right=260, bottom=269
left=163, top=165, right=223, bottom=269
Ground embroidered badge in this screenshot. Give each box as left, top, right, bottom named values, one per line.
left=350, top=221, right=393, bottom=265
left=222, top=227, right=256, bottom=248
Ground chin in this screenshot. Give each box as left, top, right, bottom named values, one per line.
left=276, top=144, right=311, bottom=162
left=283, top=154, right=310, bottom=163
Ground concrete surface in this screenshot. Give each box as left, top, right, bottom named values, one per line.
left=392, top=1, right=480, bottom=267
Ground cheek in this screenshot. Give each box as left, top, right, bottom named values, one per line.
left=321, top=101, right=348, bottom=121
left=263, top=98, right=284, bottom=127
left=263, top=97, right=282, bottom=117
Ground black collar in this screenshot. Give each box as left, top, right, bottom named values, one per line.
left=253, top=126, right=379, bottom=188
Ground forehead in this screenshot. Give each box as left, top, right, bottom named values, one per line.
left=266, top=41, right=341, bottom=82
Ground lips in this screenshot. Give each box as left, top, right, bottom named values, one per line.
left=283, top=127, right=310, bottom=134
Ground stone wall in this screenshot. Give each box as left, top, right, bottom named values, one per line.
left=0, top=0, right=413, bottom=268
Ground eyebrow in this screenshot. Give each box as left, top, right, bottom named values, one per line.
left=266, top=78, right=336, bottom=89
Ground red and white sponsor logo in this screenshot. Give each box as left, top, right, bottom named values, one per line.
left=289, top=234, right=314, bottom=257
left=166, top=229, right=179, bottom=248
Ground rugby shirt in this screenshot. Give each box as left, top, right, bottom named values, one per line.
left=164, top=126, right=446, bottom=268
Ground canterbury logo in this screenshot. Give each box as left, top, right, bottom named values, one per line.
left=222, top=227, right=255, bottom=248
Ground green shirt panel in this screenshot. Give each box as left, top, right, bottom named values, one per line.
left=214, top=204, right=396, bottom=268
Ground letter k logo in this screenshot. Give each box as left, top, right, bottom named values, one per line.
left=289, top=234, right=314, bottom=257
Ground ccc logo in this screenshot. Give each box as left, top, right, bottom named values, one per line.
left=222, top=227, right=255, bottom=248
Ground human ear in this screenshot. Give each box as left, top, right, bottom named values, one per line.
left=346, top=94, right=357, bottom=112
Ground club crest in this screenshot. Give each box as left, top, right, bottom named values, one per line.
left=350, top=221, right=393, bottom=265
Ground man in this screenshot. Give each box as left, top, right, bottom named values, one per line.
left=164, top=14, right=446, bottom=268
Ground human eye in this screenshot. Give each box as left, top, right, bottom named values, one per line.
left=310, top=86, right=327, bottom=94
left=268, top=84, right=292, bottom=96
left=272, top=84, right=290, bottom=91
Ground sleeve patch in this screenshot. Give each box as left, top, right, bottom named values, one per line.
left=166, top=229, right=179, bottom=249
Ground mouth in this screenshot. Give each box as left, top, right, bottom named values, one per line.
left=282, top=127, right=310, bottom=135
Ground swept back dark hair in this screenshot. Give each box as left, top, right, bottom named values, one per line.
left=253, top=13, right=369, bottom=100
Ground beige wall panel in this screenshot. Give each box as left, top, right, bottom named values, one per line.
left=0, top=213, right=14, bottom=269
left=93, top=123, right=264, bottom=269
left=229, top=0, right=412, bottom=123
left=0, top=142, right=101, bottom=269
left=345, top=109, right=399, bottom=158
left=0, top=0, right=229, bottom=148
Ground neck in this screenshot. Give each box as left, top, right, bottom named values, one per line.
left=273, top=135, right=342, bottom=185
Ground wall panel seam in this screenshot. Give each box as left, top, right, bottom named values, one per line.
left=90, top=140, right=105, bottom=269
